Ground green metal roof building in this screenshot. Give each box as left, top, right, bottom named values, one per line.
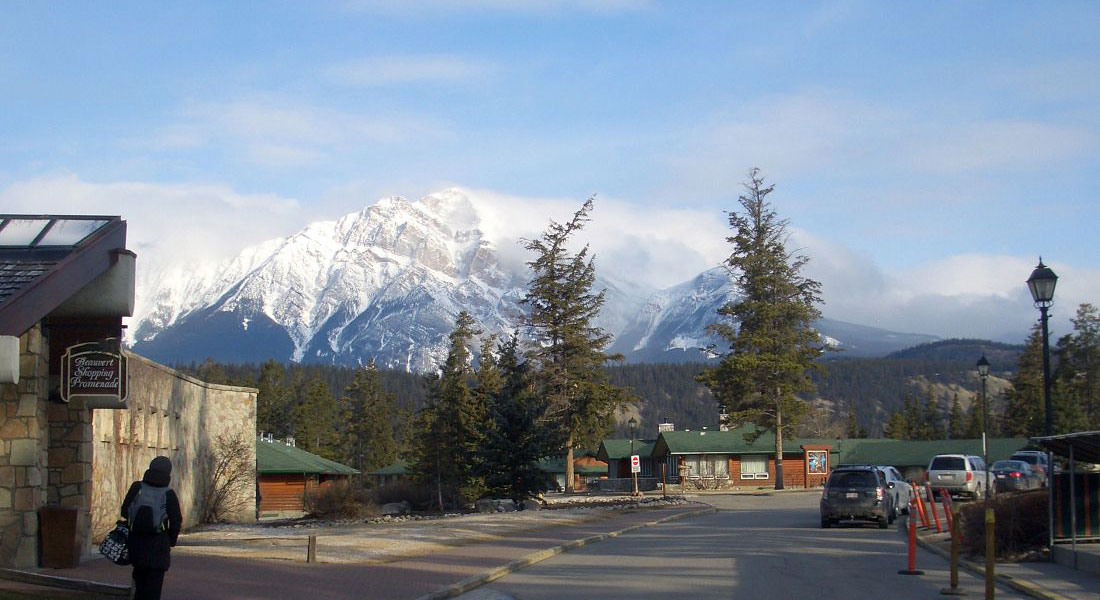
left=256, top=438, right=359, bottom=514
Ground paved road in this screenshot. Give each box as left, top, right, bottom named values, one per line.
left=456, top=491, right=1031, bottom=600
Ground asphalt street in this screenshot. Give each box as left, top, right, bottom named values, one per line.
left=455, top=491, right=1032, bottom=600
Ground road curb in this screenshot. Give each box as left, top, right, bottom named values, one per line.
left=414, top=505, right=718, bottom=600
left=915, top=532, right=1072, bottom=600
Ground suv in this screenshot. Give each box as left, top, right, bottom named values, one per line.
left=927, top=454, right=993, bottom=500
left=820, top=465, right=895, bottom=529
left=1010, top=451, right=1050, bottom=487
left=876, top=465, right=913, bottom=516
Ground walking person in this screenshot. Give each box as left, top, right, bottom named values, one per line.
left=121, top=456, right=182, bottom=600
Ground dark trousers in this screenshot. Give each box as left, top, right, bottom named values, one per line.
left=132, top=567, right=166, bottom=600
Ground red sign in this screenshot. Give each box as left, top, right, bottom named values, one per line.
left=60, top=340, right=128, bottom=407
left=630, top=454, right=641, bottom=474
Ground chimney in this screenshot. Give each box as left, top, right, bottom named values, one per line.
left=286, top=436, right=296, bottom=447
left=658, top=422, right=674, bottom=433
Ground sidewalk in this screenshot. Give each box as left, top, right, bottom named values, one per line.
left=0, top=503, right=712, bottom=600
left=918, top=527, right=1100, bottom=600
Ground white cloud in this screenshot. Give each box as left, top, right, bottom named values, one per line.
left=0, top=173, right=305, bottom=318
left=325, top=55, right=494, bottom=87
left=906, top=121, right=1094, bottom=173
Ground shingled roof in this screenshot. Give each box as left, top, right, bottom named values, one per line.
left=0, top=215, right=131, bottom=336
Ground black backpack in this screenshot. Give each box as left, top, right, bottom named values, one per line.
left=128, top=483, right=169, bottom=534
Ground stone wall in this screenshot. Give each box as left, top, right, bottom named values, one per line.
left=0, top=326, right=50, bottom=567
left=91, top=354, right=256, bottom=540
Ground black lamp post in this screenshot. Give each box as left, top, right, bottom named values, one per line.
left=1026, top=259, right=1058, bottom=436
left=977, top=355, right=991, bottom=503
left=628, top=416, right=640, bottom=496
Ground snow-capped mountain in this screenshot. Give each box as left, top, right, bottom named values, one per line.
left=130, top=189, right=938, bottom=371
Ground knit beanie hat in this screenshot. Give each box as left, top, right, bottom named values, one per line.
left=149, top=456, right=172, bottom=475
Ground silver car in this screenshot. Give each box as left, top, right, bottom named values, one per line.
left=876, top=465, right=913, bottom=515
left=927, top=454, right=993, bottom=500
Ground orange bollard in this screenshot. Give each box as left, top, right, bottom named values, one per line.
left=940, top=488, right=953, bottom=532
left=915, top=488, right=931, bottom=528
left=898, top=498, right=924, bottom=575
left=926, top=483, right=943, bottom=533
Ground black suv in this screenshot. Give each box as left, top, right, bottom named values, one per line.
left=820, top=465, right=895, bottom=529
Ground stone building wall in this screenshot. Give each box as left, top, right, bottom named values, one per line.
left=0, top=326, right=50, bottom=567
left=90, top=354, right=256, bottom=540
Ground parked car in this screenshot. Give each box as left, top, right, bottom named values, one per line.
left=927, top=454, right=993, bottom=500
left=991, top=459, right=1042, bottom=492
left=820, top=465, right=895, bottom=529
left=1010, top=451, right=1050, bottom=487
left=876, top=465, right=913, bottom=515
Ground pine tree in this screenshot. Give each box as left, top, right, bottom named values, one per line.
left=256, top=359, right=292, bottom=438
left=696, top=169, right=824, bottom=490
left=480, top=335, right=563, bottom=506
left=1054, top=304, right=1100, bottom=428
left=411, top=312, right=486, bottom=510
left=963, top=400, right=984, bottom=439
left=342, top=361, right=400, bottom=474
left=883, top=411, right=909, bottom=440
left=947, top=394, right=965, bottom=439
left=522, top=198, right=631, bottom=493
left=1001, top=324, right=1045, bottom=437
left=844, top=404, right=867, bottom=438
left=922, top=389, right=945, bottom=440
left=292, top=377, right=341, bottom=460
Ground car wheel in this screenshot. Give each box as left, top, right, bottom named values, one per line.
left=878, top=516, right=889, bottom=529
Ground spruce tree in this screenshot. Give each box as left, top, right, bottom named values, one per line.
left=922, top=389, right=945, bottom=440
left=256, top=359, right=292, bottom=438
left=292, top=377, right=341, bottom=460
left=697, top=169, right=824, bottom=490
left=1054, top=304, right=1100, bottom=428
left=522, top=198, right=631, bottom=493
left=480, top=335, right=563, bottom=506
left=342, top=361, right=400, bottom=474
left=947, top=394, right=965, bottom=439
left=411, top=312, right=486, bottom=510
left=1001, top=324, right=1045, bottom=437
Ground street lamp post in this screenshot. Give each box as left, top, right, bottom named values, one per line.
left=977, top=355, right=991, bottom=503
left=1027, top=258, right=1058, bottom=557
left=1027, top=258, right=1058, bottom=436
left=628, top=417, right=640, bottom=497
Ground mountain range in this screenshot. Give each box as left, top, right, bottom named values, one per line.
left=131, top=189, right=939, bottom=372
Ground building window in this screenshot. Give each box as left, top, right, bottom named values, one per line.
left=741, top=455, right=769, bottom=479
left=682, top=455, right=729, bottom=478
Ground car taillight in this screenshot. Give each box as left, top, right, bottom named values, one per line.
left=876, top=487, right=884, bottom=501
left=1010, top=472, right=1022, bottom=478
left=966, top=472, right=973, bottom=482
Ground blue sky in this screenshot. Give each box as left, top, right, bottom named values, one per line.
left=2, top=1, right=1097, bottom=341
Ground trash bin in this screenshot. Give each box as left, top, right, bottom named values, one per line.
left=37, top=506, right=82, bottom=568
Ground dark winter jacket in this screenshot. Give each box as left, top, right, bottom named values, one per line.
left=120, top=467, right=182, bottom=571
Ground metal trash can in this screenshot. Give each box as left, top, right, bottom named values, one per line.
left=38, top=506, right=82, bottom=568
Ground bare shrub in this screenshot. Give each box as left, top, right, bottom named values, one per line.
left=305, top=481, right=377, bottom=520
left=959, top=489, right=1048, bottom=558
left=201, top=432, right=255, bottom=524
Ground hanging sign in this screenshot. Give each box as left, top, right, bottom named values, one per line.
left=60, top=340, right=128, bottom=408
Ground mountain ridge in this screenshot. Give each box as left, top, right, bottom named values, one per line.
left=131, top=189, right=941, bottom=371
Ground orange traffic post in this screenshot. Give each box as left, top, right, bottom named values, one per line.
left=899, top=498, right=924, bottom=576
left=940, top=488, right=954, bottom=532
left=916, top=487, right=931, bottom=529
left=927, top=483, right=944, bottom=533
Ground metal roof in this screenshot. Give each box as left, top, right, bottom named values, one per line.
left=256, top=438, right=359, bottom=475
left=651, top=423, right=838, bottom=457
left=836, top=437, right=1030, bottom=468
left=367, top=461, right=408, bottom=477
left=1032, top=431, right=1100, bottom=465
left=597, top=439, right=656, bottom=461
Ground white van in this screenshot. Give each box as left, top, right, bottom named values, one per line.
left=927, top=454, right=993, bottom=500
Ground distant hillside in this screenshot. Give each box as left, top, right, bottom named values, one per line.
left=886, top=339, right=1024, bottom=371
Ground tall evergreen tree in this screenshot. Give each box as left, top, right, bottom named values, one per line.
left=256, top=359, right=292, bottom=438
left=480, top=335, right=563, bottom=506
left=1055, top=304, right=1100, bottom=428
left=522, top=198, right=631, bottom=493
left=844, top=403, right=867, bottom=439
left=292, top=377, right=341, bottom=460
left=947, top=394, right=965, bottom=439
left=922, top=389, right=946, bottom=440
left=1001, top=324, right=1045, bottom=437
left=697, top=169, right=824, bottom=490
left=963, top=400, right=984, bottom=439
left=342, top=361, right=400, bottom=474
left=411, top=312, right=486, bottom=510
